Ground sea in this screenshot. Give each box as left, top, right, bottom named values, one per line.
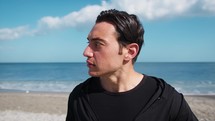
left=0, top=62, right=215, bottom=95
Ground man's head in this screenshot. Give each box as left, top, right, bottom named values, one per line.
left=96, top=9, right=144, bottom=63
left=83, top=9, right=144, bottom=77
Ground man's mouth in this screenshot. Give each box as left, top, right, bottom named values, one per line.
left=86, top=60, right=96, bottom=67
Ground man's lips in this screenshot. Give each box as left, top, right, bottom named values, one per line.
left=86, top=60, right=96, bottom=67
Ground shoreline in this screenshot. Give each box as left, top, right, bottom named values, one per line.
left=1, top=88, right=215, bottom=95
left=0, top=92, right=215, bottom=121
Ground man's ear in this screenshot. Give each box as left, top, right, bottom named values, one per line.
left=124, top=43, right=139, bottom=61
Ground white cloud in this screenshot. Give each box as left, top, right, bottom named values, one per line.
left=37, top=3, right=107, bottom=30
left=110, top=0, right=197, bottom=20
left=202, top=0, right=215, bottom=12
left=0, top=0, right=214, bottom=40
left=0, top=26, right=31, bottom=40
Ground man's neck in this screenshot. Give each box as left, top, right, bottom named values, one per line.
left=99, top=68, right=143, bottom=93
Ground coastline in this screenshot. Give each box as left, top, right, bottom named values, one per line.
left=0, top=92, right=215, bottom=121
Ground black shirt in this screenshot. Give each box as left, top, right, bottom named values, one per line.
left=88, top=76, right=158, bottom=121
left=66, top=75, right=198, bottom=121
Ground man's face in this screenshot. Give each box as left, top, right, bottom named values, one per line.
left=83, top=22, right=126, bottom=77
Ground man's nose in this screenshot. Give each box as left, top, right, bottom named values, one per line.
left=83, top=46, right=93, bottom=57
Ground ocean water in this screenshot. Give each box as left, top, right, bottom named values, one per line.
left=0, top=62, right=214, bottom=95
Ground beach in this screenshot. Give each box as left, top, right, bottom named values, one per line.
left=0, top=92, right=68, bottom=121
left=0, top=92, right=215, bottom=121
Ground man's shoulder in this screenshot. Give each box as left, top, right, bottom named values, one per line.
left=145, top=75, right=181, bottom=98
left=69, top=77, right=98, bottom=97
left=139, top=75, right=197, bottom=120
left=145, top=75, right=166, bottom=88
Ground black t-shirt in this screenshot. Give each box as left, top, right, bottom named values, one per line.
left=87, top=76, right=158, bottom=121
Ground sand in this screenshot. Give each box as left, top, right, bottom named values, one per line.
left=0, top=92, right=214, bottom=121
left=0, top=92, right=68, bottom=121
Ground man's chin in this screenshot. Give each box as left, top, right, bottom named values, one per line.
left=88, top=71, right=100, bottom=77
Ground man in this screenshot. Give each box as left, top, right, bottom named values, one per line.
left=66, top=9, right=198, bottom=121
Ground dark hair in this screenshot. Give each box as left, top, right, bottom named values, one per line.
left=96, top=9, right=144, bottom=63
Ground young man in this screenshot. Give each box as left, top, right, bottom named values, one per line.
left=66, top=9, right=198, bottom=121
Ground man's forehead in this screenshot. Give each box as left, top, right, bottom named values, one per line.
left=87, top=33, right=108, bottom=44
left=88, top=22, right=117, bottom=38
left=93, top=22, right=116, bottom=32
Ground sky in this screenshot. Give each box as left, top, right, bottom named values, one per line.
left=0, top=0, right=215, bottom=62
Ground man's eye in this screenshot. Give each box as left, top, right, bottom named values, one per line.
left=87, top=40, right=104, bottom=49
left=93, top=41, right=104, bottom=48
left=94, top=41, right=101, bottom=46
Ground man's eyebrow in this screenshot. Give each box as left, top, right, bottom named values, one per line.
left=87, top=37, right=106, bottom=42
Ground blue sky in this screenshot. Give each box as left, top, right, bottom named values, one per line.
left=0, top=0, right=215, bottom=62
